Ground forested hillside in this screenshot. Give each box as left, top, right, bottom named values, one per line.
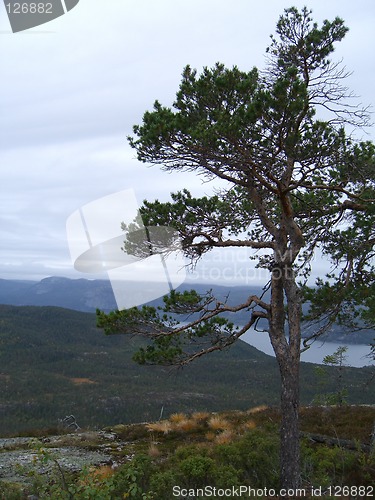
left=0, top=305, right=373, bottom=436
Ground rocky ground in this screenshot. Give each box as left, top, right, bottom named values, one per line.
left=0, top=430, right=130, bottom=487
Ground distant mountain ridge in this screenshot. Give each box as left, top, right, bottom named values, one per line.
left=0, top=276, right=373, bottom=344
left=0, top=277, right=117, bottom=312
left=0, top=277, right=258, bottom=313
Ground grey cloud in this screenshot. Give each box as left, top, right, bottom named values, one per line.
left=0, top=0, right=374, bottom=282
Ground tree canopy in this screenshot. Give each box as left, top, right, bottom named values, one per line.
left=97, top=6, right=374, bottom=490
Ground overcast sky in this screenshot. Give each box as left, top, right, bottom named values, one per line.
left=1, top=0, right=374, bottom=285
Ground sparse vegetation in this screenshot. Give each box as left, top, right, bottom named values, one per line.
left=1, top=406, right=374, bottom=498
left=208, top=415, right=232, bottom=432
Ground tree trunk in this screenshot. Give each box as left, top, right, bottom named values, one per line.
left=270, top=335, right=301, bottom=492
left=269, top=263, right=302, bottom=491
left=278, top=355, right=301, bottom=491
